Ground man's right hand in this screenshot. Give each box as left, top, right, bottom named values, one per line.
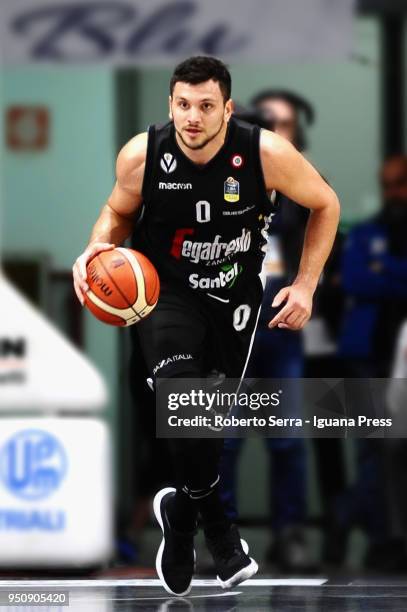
left=72, top=242, right=115, bottom=306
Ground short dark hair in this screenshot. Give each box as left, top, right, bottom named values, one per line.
left=170, top=56, right=231, bottom=103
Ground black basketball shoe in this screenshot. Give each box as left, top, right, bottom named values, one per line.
left=205, top=523, right=258, bottom=588
left=153, top=487, right=196, bottom=596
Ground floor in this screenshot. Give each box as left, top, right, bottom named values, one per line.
left=0, top=576, right=407, bottom=611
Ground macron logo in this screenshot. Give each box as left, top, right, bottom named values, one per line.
left=159, top=182, right=192, bottom=190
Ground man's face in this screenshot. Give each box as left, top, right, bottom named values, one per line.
left=257, top=98, right=297, bottom=144
left=381, top=157, right=407, bottom=209
left=169, top=80, right=232, bottom=150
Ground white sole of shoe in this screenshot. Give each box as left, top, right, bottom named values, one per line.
left=217, top=557, right=259, bottom=589
left=153, top=487, right=195, bottom=597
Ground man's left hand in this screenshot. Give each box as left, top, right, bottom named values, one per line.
left=268, top=284, right=313, bottom=330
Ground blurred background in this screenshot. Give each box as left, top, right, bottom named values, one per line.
left=1, top=0, right=407, bottom=577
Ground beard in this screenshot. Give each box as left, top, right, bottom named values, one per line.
left=176, top=118, right=225, bottom=151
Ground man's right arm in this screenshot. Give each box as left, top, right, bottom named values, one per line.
left=72, top=132, right=147, bottom=305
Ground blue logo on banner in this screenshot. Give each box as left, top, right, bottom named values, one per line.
left=0, top=430, right=67, bottom=501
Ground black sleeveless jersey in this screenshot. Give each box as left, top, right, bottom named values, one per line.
left=133, top=117, right=274, bottom=300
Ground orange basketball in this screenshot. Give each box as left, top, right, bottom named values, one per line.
left=84, top=248, right=160, bottom=326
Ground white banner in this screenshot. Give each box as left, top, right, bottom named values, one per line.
left=0, top=0, right=355, bottom=65
left=0, top=275, right=107, bottom=411
left=0, top=418, right=113, bottom=566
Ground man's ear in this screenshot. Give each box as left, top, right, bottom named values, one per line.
left=168, top=95, right=173, bottom=120
left=224, top=98, right=233, bottom=122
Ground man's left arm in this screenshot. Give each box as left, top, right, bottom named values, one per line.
left=260, top=129, right=340, bottom=330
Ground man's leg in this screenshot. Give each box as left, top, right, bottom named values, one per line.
left=136, top=290, right=209, bottom=595
left=165, top=433, right=229, bottom=532
left=198, top=289, right=262, bottom=587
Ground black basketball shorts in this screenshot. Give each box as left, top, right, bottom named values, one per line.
left=136, top=280, right=263, bottom=383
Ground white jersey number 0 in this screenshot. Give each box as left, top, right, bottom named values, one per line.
left=233, top=304, right=251, bottom=331
left=196, top=200, right=211, bottom=223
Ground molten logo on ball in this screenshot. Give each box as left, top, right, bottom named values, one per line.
left=84, top=248, right=160, bottom=327
left=87, top=263, right=113, bottom=297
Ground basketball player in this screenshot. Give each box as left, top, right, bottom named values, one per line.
left=72, top=57, right=340, bottom=596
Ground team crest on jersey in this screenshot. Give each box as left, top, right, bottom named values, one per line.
left=224, top=177, right=240, bottom=202
left=160, top=153, right=177, bottom=174
left=231, top=154, right=244, bottom=169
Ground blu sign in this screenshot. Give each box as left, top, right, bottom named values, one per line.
left=11, top=1, right=247, bottom=61
left=0, top=430, right=67, bottom=501
left=1, top=0, right=354, bottom=64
